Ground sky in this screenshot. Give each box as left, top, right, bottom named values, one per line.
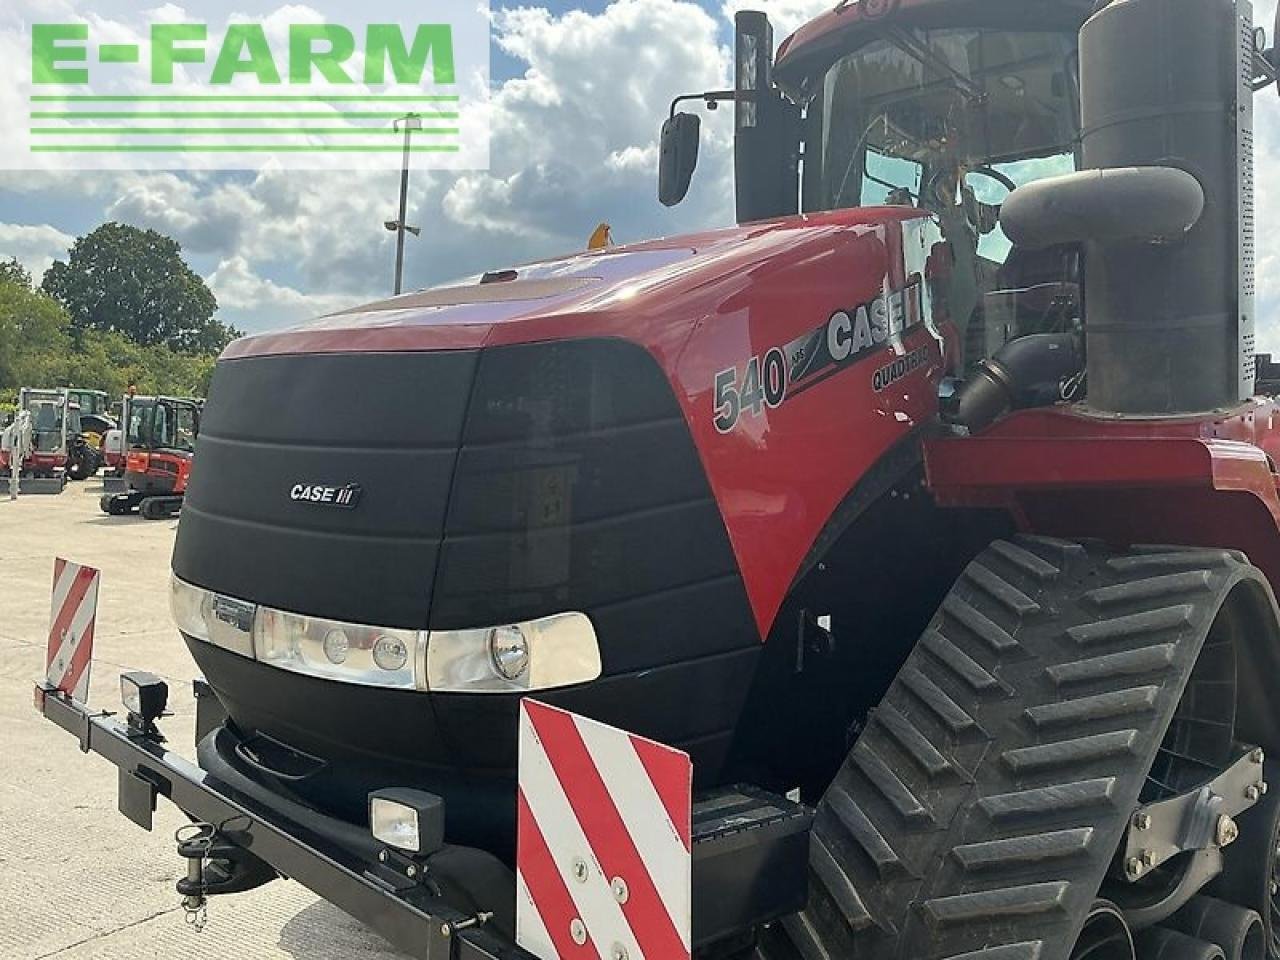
left=2, top=0, right=1280, bottom=353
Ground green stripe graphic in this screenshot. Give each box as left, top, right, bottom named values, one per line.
left=32, top=111, right=459, bottom=120
left=30, top=95, right=460, bottom=103
left=30, top=144, right=463, bottom=153
left=31, top=128, right=460, bottom=136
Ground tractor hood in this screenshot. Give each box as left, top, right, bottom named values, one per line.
left=222, top=208, right=922, bottom=363
left=187, top=205, right=947, bottom=651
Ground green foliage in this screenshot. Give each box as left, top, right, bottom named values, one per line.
left=41, top=222, right=240, bottom=353
left=0, top=257, right=32, bottom=290
left=0, top=279, right=215, bottom=402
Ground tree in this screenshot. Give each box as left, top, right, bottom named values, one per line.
left=41, top=222, right=239, bottom=353
left=0, top=279, right=72, bottom=390
left=0, top=275, right=219, bottom=403
left=0, top=257, right=32, bottom=289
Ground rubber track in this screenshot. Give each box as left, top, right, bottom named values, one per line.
left=755, top=537, right=1263, bottom=960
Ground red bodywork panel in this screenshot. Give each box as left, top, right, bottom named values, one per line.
left=0, top=450, right=66, bottom=472
left=226, top=208, right=956, bottom=637
left=128, top=450, right=194, bottom=493
left=925, top=405, right=1280, bottom=592
left=774, top=0, right=1094, bottom=75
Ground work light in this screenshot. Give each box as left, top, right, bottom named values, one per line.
left=369, top=788, right=445, bottom=856
left=120, top=671, right=168, bottom=726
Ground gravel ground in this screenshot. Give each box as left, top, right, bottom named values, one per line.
left=0, top=481, right=406, bottom=960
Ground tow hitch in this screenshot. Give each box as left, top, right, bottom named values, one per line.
left=176, top=821, right=278, bottom=931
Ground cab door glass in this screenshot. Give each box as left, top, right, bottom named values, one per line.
left=861, top=149, right=923, bottom=207
left=172, top=405, right=197, bottom=453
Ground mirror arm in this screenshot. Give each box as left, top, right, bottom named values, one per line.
left=1252, top=47, right=1277, bottom=91
left=669, top=90, right=737, bottom=118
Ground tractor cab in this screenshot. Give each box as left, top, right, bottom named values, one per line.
left=663, top=0, right=1093, bottom=367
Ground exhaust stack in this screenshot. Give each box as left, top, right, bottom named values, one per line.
left=1003, top=0, right=1256, bottom=416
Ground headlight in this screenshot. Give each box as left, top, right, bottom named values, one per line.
left=170, top=576, right=210, bottom=641
left=171, top=576, right=600, bottom=693
left=170, top=575, right=255, bottom=657
left=425, top=612, right=601, bottom=693
left=254, top=608, right=421, bottom=690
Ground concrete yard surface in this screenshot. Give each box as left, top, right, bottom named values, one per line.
left=0, top=482, right=406, bottom=960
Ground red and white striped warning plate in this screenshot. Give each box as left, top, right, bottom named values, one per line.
left=517, top=700, right=692, bottom=960
left=46, top=557, right=100, bottom=703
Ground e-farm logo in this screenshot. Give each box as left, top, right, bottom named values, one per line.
left=4, top=1, right=489, bottom=171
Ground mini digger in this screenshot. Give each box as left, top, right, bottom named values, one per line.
left=34, top=0, right=1280, bottom=958
left=100, top=395, right=199, bottom=519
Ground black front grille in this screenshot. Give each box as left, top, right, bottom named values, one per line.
left=176, top=338, right=763, bottom=817
left=173, top=350, right=478, bottom=627
left=175, top=339, right=757, bottom=671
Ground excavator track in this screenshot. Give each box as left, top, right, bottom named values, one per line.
left=756, top=536, right=1267, bottom=960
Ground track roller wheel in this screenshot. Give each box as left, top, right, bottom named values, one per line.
left=1135, top=927, right=1226, bottom=960
left=757, top=538, right=1277, bottom=960
left=1165, top=897, right=1265, bottom=960
left=1074, top=902, right=1134, bottom=960
left=1207, top=762, right=1280, bottom=957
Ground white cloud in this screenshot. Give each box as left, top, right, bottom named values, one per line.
left=206, top=255, right=360, bottom=327
left=721, top=0, right=833, bottom=42
left=0, top=222, right=75, bottom=281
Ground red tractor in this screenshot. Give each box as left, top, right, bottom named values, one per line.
left=34, top=1, right=1280, bottom=958
left=100, top=395, right=200, bottom=519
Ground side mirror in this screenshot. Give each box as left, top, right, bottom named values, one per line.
left=658, top=112, right=701, bottom=207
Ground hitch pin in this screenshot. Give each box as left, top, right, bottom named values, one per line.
left=176, top=823, right=212, bottom=933
left=181, top=851, right=208, bottom=932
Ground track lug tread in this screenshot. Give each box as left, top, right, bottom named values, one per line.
left=851, top=741, right=933, bottom=825
left=1107, top=550, right=1240, bottom=572
left=901, top=667, right=981, bottom=736
left=965, top=560, right=1041, bottom=615
left=990, top=539, right=1064, bottom=580
left=920, top=629, right=1001, bottom=694
left=942, top=595, right=1019, bottom=653
left=1023, top=686, right=1159, bottom=729
left=1014, top=534, right=1088, bottom=564
left=951, top=827, right=1094, bottom=871
left=780, top=910, right=837, bottom=960
left=923, top=881, right=1070, bottom=925
left=824, top=783, right=908, bottom=879
left=1045, top=644, right=1176, bottom=687
left=979, top=778, right=1117, bottom=823
left=1002, top=730, right=1138, bottom=774
left=810, top=833, right=876, bottom=933
left=768, top=540, right=1258, bottom=960
left=872, top=704, right=952, bottom=778
left=1084, top=571, right=1213, bottom=607
left=1065, top=606, right=1194, bottom=646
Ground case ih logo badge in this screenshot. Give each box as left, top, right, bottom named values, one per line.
left=290, top=483, right=362, bottom=508
left=712, top=279, right=929, bottom=433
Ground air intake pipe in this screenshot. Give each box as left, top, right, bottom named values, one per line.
left=941, top=333, right=1083, bottom=433
left=1003, top=0, right=1254, bottom=417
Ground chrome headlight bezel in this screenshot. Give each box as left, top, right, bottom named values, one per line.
left=170, top=575, right=602, bottom=693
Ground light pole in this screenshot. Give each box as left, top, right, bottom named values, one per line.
left=386, top=112, right=423, bottom=295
